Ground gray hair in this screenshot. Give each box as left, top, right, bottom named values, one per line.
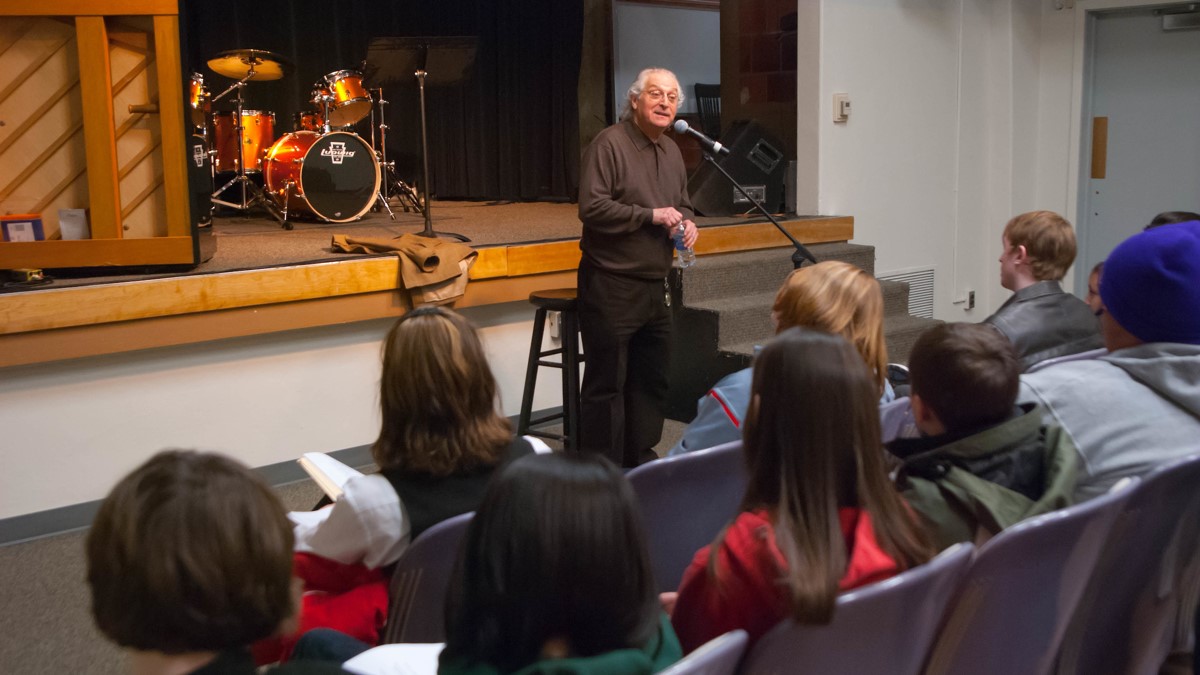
left=620, top=67, right=684, bottom=121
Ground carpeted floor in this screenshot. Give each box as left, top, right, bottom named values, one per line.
left=0, top=420, right=685, bottom=674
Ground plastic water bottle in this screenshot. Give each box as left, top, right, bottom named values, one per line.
left=673, top=224, right=696, bottom=269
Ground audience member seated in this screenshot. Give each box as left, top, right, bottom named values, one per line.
left=888, top=322, right=1078, bottom=550
left=983, top=210, right=1103, bottom=371
left=668, top=261, right=894, bottom=456
left=85, top=450, right=346, bottom=675
left=439, top=452, right=681, bottom=674
left=1019, top=220, right=1200, bottom=501
left=668, top=329, right=932, bottom=653
left=1145, top=210, right=1200, bottom=230
left=279, top=307, right=548, bottom=658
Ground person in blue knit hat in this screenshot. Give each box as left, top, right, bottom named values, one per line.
left=1017, top=219, right=1200, bottom=502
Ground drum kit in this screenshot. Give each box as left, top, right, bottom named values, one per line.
left=189, top=48, right=423, bottom=229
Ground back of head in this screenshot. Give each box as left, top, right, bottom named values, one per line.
left=1146, top=210, right=1200, bottom=230
left=375, top=307, right=512, bottom=475
left=86, top=450, right=295, bottom=654
left=1003, top=210, right=1077, bottom=281
left=741, top=328, right=930, bottom=623
left=1099, top=219, right=1200, bottom=345
left=772, top=261, right=888, bottom=392
left=908, top=323, right=1020, bottom=434
left=444, top=453, right=658, bottom=672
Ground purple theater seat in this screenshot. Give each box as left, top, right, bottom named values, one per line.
left=660, top=630, right=748, bottom=675
left=627, top=440, right=747, bottom=593
left=1055, top=452, right=1200, bottom=675
left=923, top=478, right=1138, bottom=675
left=738, top=543, right=974, bottom=675
left=382, top=511, right=473, bottom=644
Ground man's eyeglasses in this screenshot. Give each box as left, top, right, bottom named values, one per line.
left=644, top=88, right=679, bottom=105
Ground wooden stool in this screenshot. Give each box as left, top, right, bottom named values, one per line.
left=517, top=288, right=584, bottom=451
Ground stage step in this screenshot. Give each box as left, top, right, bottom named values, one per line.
left=666, top=242, right=942, bottom=421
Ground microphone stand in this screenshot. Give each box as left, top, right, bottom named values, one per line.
left=699, top=151, right=817, bottom=268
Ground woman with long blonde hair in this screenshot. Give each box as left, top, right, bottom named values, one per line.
left=668, top=260, right=893, bottom=455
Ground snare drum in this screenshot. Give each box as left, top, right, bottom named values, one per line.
left=320, top=69, right=372, bottom=127
left=293, top=110, right=324, bottom=132
left=264, top=131, right=380, bottom=222
left=187, top=73, right=210, bottom=129
left=212, top=110, right=276, bottom=173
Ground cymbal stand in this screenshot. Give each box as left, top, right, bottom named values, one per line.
left=210, top=65, right=283, bottom=226
left=369, top=87, right=422, bottom=215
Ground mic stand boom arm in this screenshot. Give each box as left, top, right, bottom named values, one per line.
left=699, top=152, right=817, bottom=268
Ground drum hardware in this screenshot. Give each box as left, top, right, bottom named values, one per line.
left=368, top=87, right=423, bottom=216
left=206, top=50, right=289, bottom=227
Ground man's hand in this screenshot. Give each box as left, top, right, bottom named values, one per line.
left=679, top=219, right=698, bottom=248
left=652, top=207, right=684, bottom=229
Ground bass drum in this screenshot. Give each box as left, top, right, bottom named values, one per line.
left=263, top=131, right=379, bottom=223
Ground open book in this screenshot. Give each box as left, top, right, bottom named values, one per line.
left=297, top=452, right=364, bottom=501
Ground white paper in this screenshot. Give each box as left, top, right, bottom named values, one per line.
left=297, top=452, right=364, bottom=501
left=342, top=643, right=444, bottom=675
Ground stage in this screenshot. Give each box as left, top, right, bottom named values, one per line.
left=0, top=200, right=854, bottom=368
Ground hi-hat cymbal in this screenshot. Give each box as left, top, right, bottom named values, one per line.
left=207, top=49, right=291, bottom=81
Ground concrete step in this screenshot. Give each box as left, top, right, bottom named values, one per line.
left=687, top=291, right=778, bottom=349
left=679, top=242, right=877, bottom=305
left=880, top=279, right=912, bottom=318
left=884, top=314, right=943, bottom=364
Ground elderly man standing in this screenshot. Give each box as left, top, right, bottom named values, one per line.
left=1018, top=219, right=1200, bottom=501
left=577, top=67, right=699, bottom=467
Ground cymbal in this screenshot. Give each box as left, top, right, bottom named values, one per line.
left=207, top=49, right=291, bottom=81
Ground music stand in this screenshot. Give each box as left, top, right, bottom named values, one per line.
left=365, top=37, right=477, bottom=242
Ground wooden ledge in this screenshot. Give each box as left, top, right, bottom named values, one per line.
left=0, top=216, right=852, bottom=368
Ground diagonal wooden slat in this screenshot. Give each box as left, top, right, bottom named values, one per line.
left=120, top=171, right=163, bottom=220
left=30, top=162, right=87, bottom=215
left=0, top=121, right=83, bottom=202
left=117, top=132, right=161, bottom=179
left=0, top=18, right=35, bottom=62
left=0, top=78, right=79, bottom=157
left=0, top=34, right=71, bottom=104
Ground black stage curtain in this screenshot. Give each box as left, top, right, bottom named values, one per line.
left=182, top=0, right=583, bottom=201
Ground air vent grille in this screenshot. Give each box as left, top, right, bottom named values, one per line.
left=878, top=267, right=936, bottom=319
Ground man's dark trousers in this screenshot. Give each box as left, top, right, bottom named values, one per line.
left=577, top=262, right=670, bottom=467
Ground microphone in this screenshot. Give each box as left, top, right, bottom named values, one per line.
left=672, top=119, right=730, bottom=156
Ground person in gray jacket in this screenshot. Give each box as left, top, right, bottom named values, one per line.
left=984, top=210, right=1103, bottom=371
left=1018, top=219, right=1200, bottom=502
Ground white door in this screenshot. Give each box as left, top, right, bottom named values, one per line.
left=1077, top=9, right=1200, bottom=290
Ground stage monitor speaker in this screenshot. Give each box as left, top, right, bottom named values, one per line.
left=687, top=120, right=788, bottom=217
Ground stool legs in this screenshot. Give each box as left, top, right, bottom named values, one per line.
left=562, top=310, right=582, bottom=452
left=517, top=306, right=584, bottom=451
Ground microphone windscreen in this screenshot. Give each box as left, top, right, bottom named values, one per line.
left=672, top=119, right=689, bottom=134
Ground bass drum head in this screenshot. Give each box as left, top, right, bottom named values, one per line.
left=299, top=132, right=379, bottom=222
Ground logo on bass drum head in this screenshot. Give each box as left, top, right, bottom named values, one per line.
left=320, top=141, right=355, bottom=165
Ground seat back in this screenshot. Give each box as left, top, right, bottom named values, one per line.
left=627, top=441, right=746, bottom=593
left=382, top=511, right=473, bottom=644
left=1025, top=347, right=1107, bottom=373
left=879, top=396, right=916, bottom=443
left=1055, top=453, right=1200, bottom=675
left=739, top=543, right=974, bottom=675
left=924, top=479, right=1137, bottom=675
left=693, top=83, right=722, bottom=139
left=659, top=630, right=748, bottom=675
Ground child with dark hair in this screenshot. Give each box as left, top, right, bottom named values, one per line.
left=668, top=329, right=932, bottom=653
left=86, top=450, right=346, bottom=675
left=888, top=322, right=1078, bottom=550
left=440, top=452, right=680, bottom=674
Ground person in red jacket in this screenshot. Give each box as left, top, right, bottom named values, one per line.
left=668, top=329, right=934, bottom=653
